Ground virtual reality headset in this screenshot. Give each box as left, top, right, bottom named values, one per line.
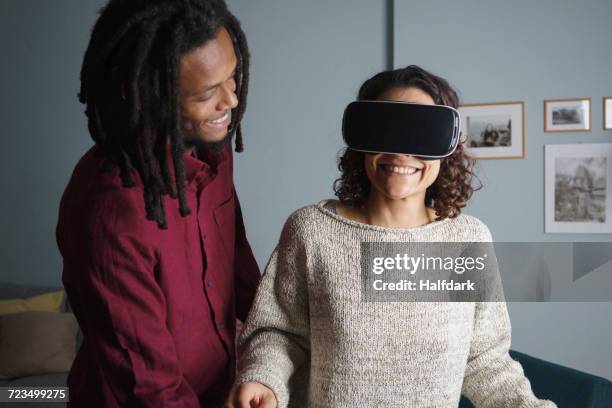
left=341, top=101, right=462, bottom=160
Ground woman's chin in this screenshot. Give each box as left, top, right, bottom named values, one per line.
left=380, top=189, right=425, bottom=201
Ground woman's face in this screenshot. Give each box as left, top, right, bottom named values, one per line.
left=364, top=86, right=441, bottom=201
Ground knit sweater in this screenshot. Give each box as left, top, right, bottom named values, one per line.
left=235, top=200, right=556, bottom=408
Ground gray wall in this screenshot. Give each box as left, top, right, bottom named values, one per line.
left=0, top=1, right=101, bottom=286
left=394, top=0, right=612, bottom=379
left=227, top=0, right=387, bottom=269
left=0, top=0, right=610, bottom=381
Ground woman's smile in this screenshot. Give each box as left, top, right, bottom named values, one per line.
left=374, top=155, right=429, bottom=187
left=379, top=163, right=423, bottom=175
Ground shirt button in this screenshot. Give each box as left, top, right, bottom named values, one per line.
left=207, top=280, right=215, bottom=287
left=219, top=322, right=225, bottom=329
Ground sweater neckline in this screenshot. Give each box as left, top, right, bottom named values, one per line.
left=316, top=199, right=455, bottom=234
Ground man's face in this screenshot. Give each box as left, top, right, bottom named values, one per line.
left=179, top=26, right=238, bottom=145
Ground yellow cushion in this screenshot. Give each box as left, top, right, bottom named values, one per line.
left=0, top=290, right=65, bottom=315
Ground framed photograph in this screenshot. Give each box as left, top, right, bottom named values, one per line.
left=545, top=143, right=612, bottom=233
left=459, top=101, right=524, bottom=159
left=604, top=97, right=612, bottom=130
left=544, top=98, right=591, bottom=132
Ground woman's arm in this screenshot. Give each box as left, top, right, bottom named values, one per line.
left=461, top=301, right=556, bottom=407
left=233, top=213, right=311, bottom=408
left=461, top=221, right=557, bottom=407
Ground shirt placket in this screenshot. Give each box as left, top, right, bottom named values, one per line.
left=196, top=170, right=233, bottom=357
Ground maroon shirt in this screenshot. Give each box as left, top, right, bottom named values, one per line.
left=57, top=142, right=260, bottom=407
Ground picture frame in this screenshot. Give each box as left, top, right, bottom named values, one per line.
left=604, top=97, right=612, bottom=131
left=545, top=143, right=612, bottom=233
left=544, top=98, right=591, bottom=132
left=459, top=101, right=524, bottom=160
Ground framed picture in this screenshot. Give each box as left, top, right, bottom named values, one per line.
left=545, top=143, right=612, bottom=233
left=544, top=98, right=591, bottom=132
left=459, top=101, right=524, bottom=159
left=604, top=97, right=612, bottom=130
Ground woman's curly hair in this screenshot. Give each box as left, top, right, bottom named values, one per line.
left=333, top=65, right=481, bottom=220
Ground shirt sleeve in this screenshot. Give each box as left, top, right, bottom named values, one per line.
left=78, top=198, right=200, bottom=407
left=234, top=214, right=310, bottom=408
left=232, top=187, right=261, bottom=322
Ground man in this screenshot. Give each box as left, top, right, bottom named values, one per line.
left=56, top=1, right=260, bottom=406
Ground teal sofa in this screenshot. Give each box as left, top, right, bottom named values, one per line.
left=459, top=350, right=612, bottom=407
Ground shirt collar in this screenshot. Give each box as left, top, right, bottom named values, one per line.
left=182, top=140, right=232, bottom=188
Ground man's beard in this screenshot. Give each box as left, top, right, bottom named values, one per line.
left=183, top=131, right=232, bottom=153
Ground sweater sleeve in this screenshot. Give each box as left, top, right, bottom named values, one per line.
left=461, top=302, right=556, bottom=407
left=461, top=220, right=557, bottom=407
left=234, top=214, right=310, bottom=407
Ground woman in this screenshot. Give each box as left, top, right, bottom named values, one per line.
left=227, top=66, right=556, bottom=407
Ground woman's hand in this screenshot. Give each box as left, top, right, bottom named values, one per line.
left=224, top=382, right=278, bottom=408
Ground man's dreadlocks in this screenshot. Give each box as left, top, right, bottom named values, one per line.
left=79, top=0, right=250, bottom=229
